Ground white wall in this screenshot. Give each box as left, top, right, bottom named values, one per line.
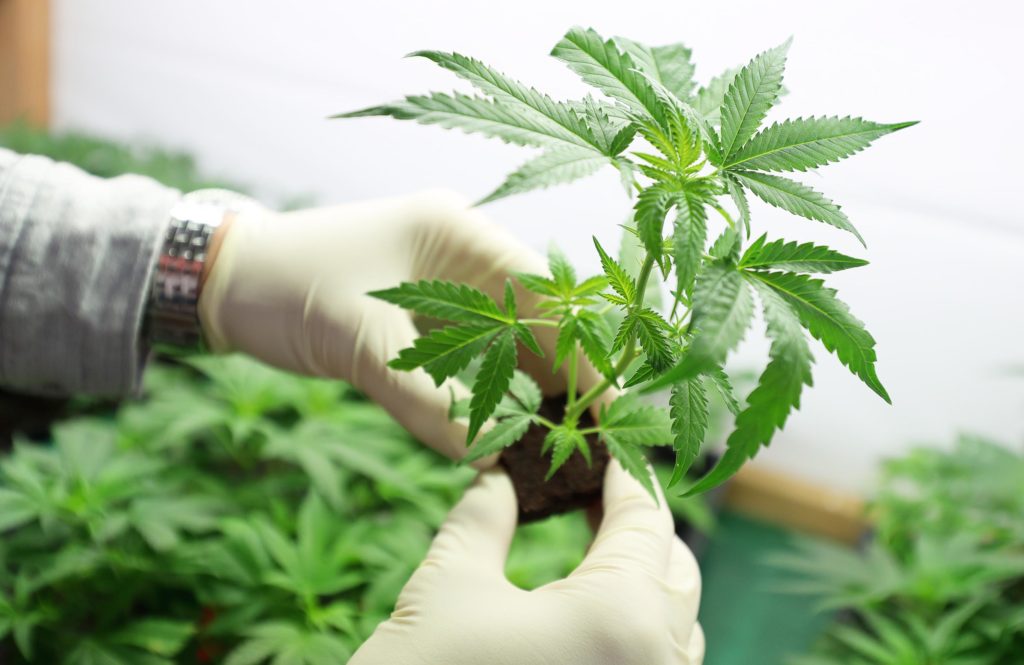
left=50, top=0, right=1024, bottom=493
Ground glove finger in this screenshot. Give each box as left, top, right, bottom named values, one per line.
left=572, top=459, right=674, bottom=578
left=667, top=537, right=702, bottom=652
left=422, top=469, right=518, bottom=576
left=675, top=623, right=706, bottom=665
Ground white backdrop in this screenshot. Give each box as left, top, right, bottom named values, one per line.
left=50, top=0, right=1024, bottom=493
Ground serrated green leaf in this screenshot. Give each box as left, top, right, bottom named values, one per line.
left=478, top=146, right=610, bottom=204
left=622, top=360, right=656, bottom=389
left=703, top=366, right=741, bottom=416
left=739, top=234, right=868, bottom=273
left=748, top=270, right=889, bottom=402
left=603, top=435, right=657, bottom=501
left=708, top=227, right=741, bottom=262
left=513, top=322, right=544, bottom=357
left=551, top=26, right=665, bottom=124
left=576, top=95, right=635, bottom=155
left=549, top=247, right=577, bottom=295
left=554, top=314, right=578, bottom=371
left=599, top=395, right=672, bottom=445
left=633, top=308, right=675, bottom=372
left=504, top=280, right=517, bottom=319
left=389, top=323, right=504, bottom=385
left=673, top=190, right=709, bottom=297
left=725, top=116, right=917, bottom=172
left=468, top=329, right=519, bottom=442
left=369, top=280, right=510, bottom=324
left=508, top=370, right=542, bottom=413
left=593, top=236, right=636, bottom=302
left=613, top=37, right=696, bottom=102
left=410, top=50, right=604, bottom=152
left=545, top=427, right=586, bottom=479
left=574, top=275, right=609, bottom=298
left=645, top=262, right=754, bottom=390
left=464, top=415, right=532, bottom=463
left=693, top=67, right=740, bottom=123
left=514, top=272, right=559, bottom=297
left=686, top=282, right=813, bottom=495
left=576, top=309, right=615, bottom=379
left=337, top=92, right=589, bottom=149
left=668, top=378, right=710, bottom=485
left=730, top=170, right=864, bottom=245
left=724, top=174, right=751, bottom=236
left=634, top=183, right=677, bottom=254
left=719, top=39, right=791, bottom=158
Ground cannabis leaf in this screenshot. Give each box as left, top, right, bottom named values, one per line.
left=686, top=283, right=813, bottom=494
left=389, top=323, right=505, bottom=385
left=463, top=415, right=533, bottom=464
left=647, top=262, right=754, bottom=389
left=551, top=26, right=665, bottom=124
left=725, top=116, right=917, bottom=172
left=468, top=328, right=519, bottom=442
left=635, top=183, right=678, bottom=254
left=409, top=50, right=605, bottom=152
left=336, top=92, right=587, bottom=149
left=593, top=236, right=637, bottom=304
left=632, top=308, right=675, bottom=372
left=719, top=39, right=791, bottom=159
left=370, top=280, right=511, bottom=324
left=600, top=395, right=672, bottom=446
left=724, top=175, right=751, bottom=235
left=740, top=234, right=868, bottom=273
left=673, top=190, right=709, bottom=297
left=730, top=170, right=863, bottom=244
left=479, top=146, right=611, bottom=204
left=613, top=37, right=696, bottom=102
left=599, top=433, right=657, bottom=500
left=748, top=270, right=890, bottom=402
left=544, top=426, right=588, bottom=478
left=693, top=67, right=739, bottom=123
left=668, top=377, right=710, bottom=485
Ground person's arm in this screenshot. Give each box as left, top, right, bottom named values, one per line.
left=0, top=148, right=180, bottom=396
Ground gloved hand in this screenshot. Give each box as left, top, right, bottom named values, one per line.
left=349, top=461, right=705, bottom=665
left=199, top=190, right=600, bottom=465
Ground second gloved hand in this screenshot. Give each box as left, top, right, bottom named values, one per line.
left=349, top=461, right=704, bottom=665
left=198, top=190, right=589, bottom=465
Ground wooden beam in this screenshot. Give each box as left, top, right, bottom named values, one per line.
left=0, top=0, right=50, bottom=126
left=724, top=464, right=868, bottom=545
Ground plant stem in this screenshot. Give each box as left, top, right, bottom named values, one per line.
left=519, top=318, right=558, bottom=328
left=562, top=253, right=657, bottom=423
left=566, top=345, right=578, bottom=415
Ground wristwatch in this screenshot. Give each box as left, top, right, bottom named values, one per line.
left=146, top=189, right=261, bottom=350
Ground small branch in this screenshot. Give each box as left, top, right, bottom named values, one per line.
left=519, top=318, right=559, bottom=328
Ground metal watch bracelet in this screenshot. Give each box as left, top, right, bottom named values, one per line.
left=146, top=190, right=260, bottom=350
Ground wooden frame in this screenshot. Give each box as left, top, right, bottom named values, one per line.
left=724, top=464, right=868, bottom=545
left=0, top=0, right=50, bottom=126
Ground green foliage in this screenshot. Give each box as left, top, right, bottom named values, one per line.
left=778, top=437, right=1024, bottom=664
left=343, top=26, right=912, bottom=495
left=0, top=355, right=652, bottom=663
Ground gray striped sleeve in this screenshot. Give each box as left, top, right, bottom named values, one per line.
left=0, top=148, right=181, bottom=396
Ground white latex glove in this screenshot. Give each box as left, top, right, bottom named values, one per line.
left=199, top=190, right=600, bottom=465
left=349, top=461, right=705, bottom=665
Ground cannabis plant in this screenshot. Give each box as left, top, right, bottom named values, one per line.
left=777, top=436, right=1024, bottom=664
left=338, top=27, right=914, bottom=498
